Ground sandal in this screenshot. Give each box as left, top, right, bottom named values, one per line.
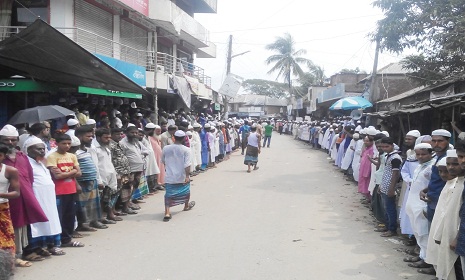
left=253, top=166, right=259, bottom=171
left=380, top=231, right=397, bottom=237
left=184, top=201, right=196, bottom=211
left=101, top=219, right=116, bottom=225
left=163, top=214, right=172, bottom=222
left=417, top=267, right=436, bottom=275
left=48, top=247, right=66, bottom=256
left=247, top=170, right=251, bottom=173
left=108, top=216, right=123, bottom=221
left=23, top=252, right=45, bottom=262
left=89, top=222, right=108, bottom=229
left=114, top=211, right=127, bottom=216
left=71, top=231, right=83, bottom=238
left=408, top=260, right=432, bottom=268
left=36, top=247, right=52, bottom=257
left=61, top=241, right=85, bottom=247
left=122, top=208, right=138, bottom=215
left=403, top=256, right=421, bottom=262
left=75, top=226, right=97, bottom=232
left=15, top=259, right=32, bottom=267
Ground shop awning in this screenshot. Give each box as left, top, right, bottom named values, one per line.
left=0, top=19, right=149, bottom=96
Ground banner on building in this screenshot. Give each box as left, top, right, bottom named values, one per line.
left=118, top=0, right=149, bottom=16
left=218, top=73, right=243, bottom=98
left=95, top=54, right=146, bottom=87
left=169, top=75, right=191, bottom=108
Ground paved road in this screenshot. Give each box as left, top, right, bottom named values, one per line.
left=15, top=134, right=424, bottom=280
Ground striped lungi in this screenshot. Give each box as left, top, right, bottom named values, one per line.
left=0, top=203, right=15, bottom=252
left=164, top=183, right=191, bottom=207
left=244, top=145, right=259, bottom=165
left=76, top=180, right=102, bottom=222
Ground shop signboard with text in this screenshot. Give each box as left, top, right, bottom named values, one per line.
left=78, top=86, right=142, bottom=99
left=0, top=79, right=58, bottom=92
left=118, top=0, right=149, bottom=16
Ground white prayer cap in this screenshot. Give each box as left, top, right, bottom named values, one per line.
left=174, top=130, right=185, bottom=137
left=353, top=133, right=360, bottom=139
left=432, top=129, right=451, bottom=138
left=186, top=131, right=193, bottom=136
left=355, top=125, right=362, bottom=132
left=86, top=119, right=96, bottom=125
left=406, top=130, right=421, bottom=138
left=136, top=113, right=143, bottom=117
left=188, top=125, right=193, bottom=130
left=447, top=149, right=458, bottom=158
left=0, top=125, right=18, bottom=137
left=115, top=110, right=121, bottom=115
left=381, top=131, right=390, bottom=137
left=263, top=122, right=268, bottom=126
left=127, top=123, right=136, bottom=127
left=437, top=157, right=447, bottom=167
left=70, top=135, right=80, bottom=147
left=414, top=143, right=432, bottom=150
left=24, top=136, right=44, bottom=151
left=204, top=124, right=211, bottom=128
left=359, top=128, right=366, bottom=134
left=154, top=125, right=161, bottom=129
left=251, top=123, right=257, bottom=128
left=193, top=123, right=201, bottom=128
left=332, top=123, right=337, bottom=126
left=145, top=123, right=156, bottom=129
left=329, top=129, right=334, bottom=132
left=365, top=127, right=378, bottom=136
left=67, top=119, right=79, bottom=126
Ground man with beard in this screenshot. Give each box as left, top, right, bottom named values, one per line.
left=420, top=129, right=451, bottom=223
left=109, top=128, right=133, bottom=215
left=26, top=138, right=65, bottom=256
left=74, top=126, right=105, bottom=231
left=0, top=125, right=48, bottom=264
left=20, top=122, right=52, bottom=152
left=92, top=128, right=119, bottom=222
left=119, top=126, right=149, bottom=213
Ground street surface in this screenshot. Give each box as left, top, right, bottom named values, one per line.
left=15, top=135, right=424, bottom=280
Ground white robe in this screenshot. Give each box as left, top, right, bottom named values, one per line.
left=330, top=134, right=338, bottom=160
left=341, top=139, right=356, bottom=170
left=399, top=153, right=418, bottom=235
left=322, top=129, right=330, bottom=149
left=368, top=146, right=380, bottom=195
left=192, top=131, right=202, bottom=167
left=426, top=177, right=463, bottom=280
left=352, top=140, right=363, bottom=182
left=28, top=157, right=62, bottom=238
left=406, top=159, right=434, bottom=260
left=142, top=137, right=160, bottom=176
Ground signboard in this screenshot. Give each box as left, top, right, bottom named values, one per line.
left=78, top=86, right=142, bottom=99
left=214, top=103, right=221, bottom=110
left=296, top=98, right=303, bottom=109
left=94, top=54, right=146, bottom=87
left=118, top=0, right=149, bottom=16
left=319, top=83, right=345, bottom=103
left=0, top=79, right=57, bottom=92
left=218, top=73, right=243, bottom=98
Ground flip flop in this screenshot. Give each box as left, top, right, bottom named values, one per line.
left=61, top=241, right=85, bottom=247
left=36, top=247, right=52, bottom=257
left=114, top=211, right=127, bottom=216
left=23, top=252, right=45, bottom=262
left=163, top=215, right=172, bottom=222
left=101, top=219, right=116, bottom=225
left=90, top=222, right=108, bottom=229
left=403, top=256, right=421, bottom=262
left=15, top=259, right=32, bottom=267
left=417, top=267, right=436, bottom=275
left=408, top=260, right=432, bottom=268
left=108, top=216, right=123, bottom=221
left=75, top=226, right=97, bottom=232
left=184, top=201, right=196, bottom=211
left=123, top=209, right=138, bottom=215
left=71, top=231, right=83, bottom=238
left=47, top=247, right=66, bottom=256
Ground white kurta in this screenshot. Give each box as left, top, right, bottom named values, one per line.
left=341, top=139, right=356, bottom=170
left=352, top=140, right=363, bottom=182
left=426, top=177, right=463, bottom=280
left=142, top=136, right=160, bottom=176
left=192, top=131, right=202, bottom=167
left=330, top=135, right=338, bottom=160
left=28, top=157, right=62, bottom=238
left=322, top=129, right=330, bottom=149
left=406, top=159, right=434, bottom=260
left=399, top=154, right=419, bottom=235
left=368, top=146, right=380, bottom=195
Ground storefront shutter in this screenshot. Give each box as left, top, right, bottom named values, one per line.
left=120, top=19, right=147, bottom=65
left=75, top=0, right=113, bottom=57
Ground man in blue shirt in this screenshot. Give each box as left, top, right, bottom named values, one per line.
left=238, top=121, right=251, bottom=155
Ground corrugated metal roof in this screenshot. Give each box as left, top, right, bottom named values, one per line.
left=377, top=86, right=426, bottom=103
left=229, top=94, right=288, bottom=106
left=361, top=62, right=411, bottom=82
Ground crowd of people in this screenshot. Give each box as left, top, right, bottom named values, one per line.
left=0, top=106, right=277, bottom=276
left=280, top=116, right=465, bottom=279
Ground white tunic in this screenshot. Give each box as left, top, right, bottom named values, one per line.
left=28, top=157, right=62, bottom=237
left=341, top=139, right=356, bottom=170
left=352, top=140, right=363, bottom=182
left=141, top=136, right=160, bottom=176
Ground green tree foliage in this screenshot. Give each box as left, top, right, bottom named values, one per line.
left=242, top=79, right=289, bottom=99
left=373, top=0, right=465, bottom=85
left=338, top=67, right=366, bottom=74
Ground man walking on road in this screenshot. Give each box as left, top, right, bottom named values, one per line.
left=161, top=130, right=195, bottom=222
left=263, top=122, right=273, bottom=148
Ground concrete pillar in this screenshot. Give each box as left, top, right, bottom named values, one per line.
left=172, top=43, right=177, bottom=74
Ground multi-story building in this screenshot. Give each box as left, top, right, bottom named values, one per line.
left=0, top=0, right=217, bottom=124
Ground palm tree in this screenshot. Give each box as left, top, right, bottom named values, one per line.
left=265, top=33, right=311, bottom=98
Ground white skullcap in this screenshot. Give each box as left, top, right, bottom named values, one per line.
left=437, top=157, right=447, bottom=167
left=406, top=130, right=421, bottom=138
left=24, top=136, right=44, bottom=151
left=355, top=125, right=362, bottom=132
left=71, top=135, right=80, bottom=147
left=136, top=113, right=143, bottom=117
left=127, top=123, right=136, bottom=127
left=67, top=119, right=79, bottom=126
left=263, top=122, right=268, bottom=126
left=174, top=130, right=185, bottom=137
left=145, top=123, right=156, bottom=129
left=447, top=149, right=458, bottom=158
left=186, top=131, right=193, bottom=136
left=432, top=129, right=451, bottom=138
left=204, top=124, right=211, bottom=128
left=353, top=133, right=360, bottom=139
left=86, top=119, right=96, bottom=125
left=0, top=125, right=18, bottom=137
left=188, top=125, right=193, bottom=130
left=381, top=131, right=390, bottom=137
left=414, top=143, right=432, bottom=150
left=193, top=123, right=201, bottom=128
left=366, top=127, right=378, bottom=136
left=359, top=128, right=366, bottom=134
left=154, top=125, right=161, bottom=129
left=115, top=110, right=121, bottom=115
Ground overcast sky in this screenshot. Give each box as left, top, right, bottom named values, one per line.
left=194, top=0, right=405, bottom=91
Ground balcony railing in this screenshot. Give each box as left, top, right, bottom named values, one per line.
left=0, top=25, right=211, bottom=87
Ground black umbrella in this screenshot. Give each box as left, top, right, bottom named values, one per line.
left=8, top=105, right=74, bottom=125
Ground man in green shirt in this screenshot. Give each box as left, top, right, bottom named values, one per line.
left=263, top=122, right=274, bottom=148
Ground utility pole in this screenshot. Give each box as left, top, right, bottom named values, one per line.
left=153, top=28, right=159, bottom=124
left=224, top=35, right=233, bottom=119
left=366, top=38, right=380, bottom=126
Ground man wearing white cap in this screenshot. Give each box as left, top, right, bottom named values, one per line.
left=192, top=123, right=202, bottom=171
left=65, top=119, right=80, bottom=137
left=161, top=130, right=195, bottom=221
left=399, top=130, right=421, bottom=237
left=0, top=125, right=49, bottom=262
left=421, top=129, right=451, bottom=224
left=142, top=123, right=160, bottom=193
